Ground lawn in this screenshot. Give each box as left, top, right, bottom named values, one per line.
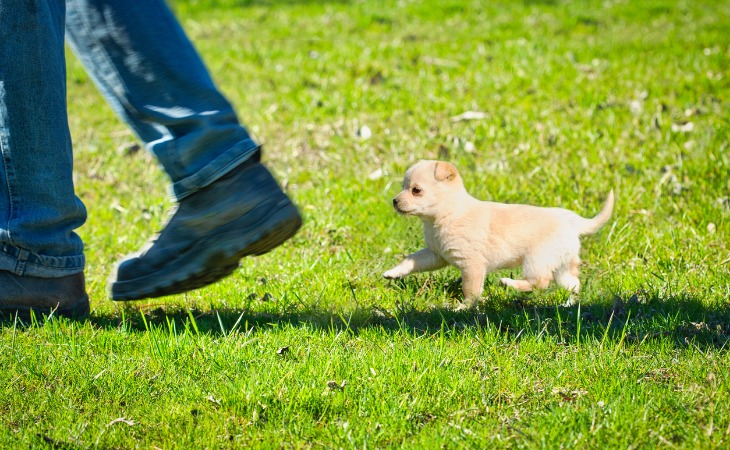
left=2, top=0, right=730, bottom=447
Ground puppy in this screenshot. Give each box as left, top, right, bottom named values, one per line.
left=383, top=160, right=614, bottom=309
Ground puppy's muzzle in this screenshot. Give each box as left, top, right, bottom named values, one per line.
left=392, top=197, right=409, bottom=214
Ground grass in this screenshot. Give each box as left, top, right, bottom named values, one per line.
left=2, top=0, right=730, bottom=447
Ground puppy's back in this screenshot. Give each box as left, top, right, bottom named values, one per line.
left=486, top=202, right=572, bottom=242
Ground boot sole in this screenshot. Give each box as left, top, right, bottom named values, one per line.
left=110, top=196, right=302, bottom=301
left=0, top=296, right=90, bottom=322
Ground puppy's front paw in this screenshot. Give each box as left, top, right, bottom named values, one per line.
left=383, top=269, right=401, bottom=279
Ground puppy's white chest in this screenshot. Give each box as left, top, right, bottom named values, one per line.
left=425, top=225, right=475, bottom=264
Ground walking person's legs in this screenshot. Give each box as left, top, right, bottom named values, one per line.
left=0, top=0, right=301, bottom=319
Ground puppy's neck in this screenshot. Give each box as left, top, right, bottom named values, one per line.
left=420, top=189, right=476, bottom=227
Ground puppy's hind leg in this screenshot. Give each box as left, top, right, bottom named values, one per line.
left=501, top=251, right=558, bottom=292
left=500, top=277, right=534, bottom=291
left=554, top=257, right=581, bottom=293
left=499, top=276, right=551, bottom=292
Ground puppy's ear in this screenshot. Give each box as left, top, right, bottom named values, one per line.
left=434, top=161, right=458, bottom=182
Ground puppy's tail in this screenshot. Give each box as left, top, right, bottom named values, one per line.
left=580, top=190, right=614, bottom=235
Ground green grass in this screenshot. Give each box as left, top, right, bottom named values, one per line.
left=3, top=0, right=730, bottom=447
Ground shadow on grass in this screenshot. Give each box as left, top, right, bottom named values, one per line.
left=2, top=282, right=727, bottom=350
left=77, top=288, right=730, bottom=351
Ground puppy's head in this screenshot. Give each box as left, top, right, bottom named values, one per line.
left=392, top=160, right=463, bottom=218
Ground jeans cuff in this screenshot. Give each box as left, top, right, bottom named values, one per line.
left=170, top=139, right=261, bottom=201
left=0, top=243, right=85, bottom=278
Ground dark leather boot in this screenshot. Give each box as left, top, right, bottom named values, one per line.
left=110, top=155, right=301, bottom=300
left=0, top=271, right=90, bottom=321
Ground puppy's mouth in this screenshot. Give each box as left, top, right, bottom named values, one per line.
left=393, top=205, right=415, bottom=215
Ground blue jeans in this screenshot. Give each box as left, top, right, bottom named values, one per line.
left=0, top=0, right=259, bottom=278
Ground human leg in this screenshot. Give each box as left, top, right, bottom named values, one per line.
left=64, top=0, right=301, bottom=300
left=0, top=0, right=89, bottom=319
left=65, top=0, right=260, bottom=200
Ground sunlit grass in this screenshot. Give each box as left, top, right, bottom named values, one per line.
left=2, top=0, right=729, bottom=447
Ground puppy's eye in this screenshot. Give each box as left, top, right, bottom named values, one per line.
left=411, top=187, right=422, bottom=196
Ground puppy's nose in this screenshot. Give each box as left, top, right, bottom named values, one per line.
left=392, top=198, right=399, bottom=206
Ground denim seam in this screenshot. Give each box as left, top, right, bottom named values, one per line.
left=14, top=248, right=29, bottom=276
left=0, top=83, right=17, bottom=248
left=0, top=243, right=85, bottom=277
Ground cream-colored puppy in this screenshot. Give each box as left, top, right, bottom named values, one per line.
left=383, top=160, right=614, bottom=309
